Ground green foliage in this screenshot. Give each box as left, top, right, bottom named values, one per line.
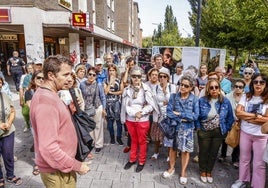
left=142, top=37, right=153, bottom=48
left=188, top=0, right=268, bottom=72
left=151, top=5, right=182, bottom=46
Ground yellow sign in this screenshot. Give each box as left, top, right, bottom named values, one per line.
left=0, top=34, right=18, bottom=40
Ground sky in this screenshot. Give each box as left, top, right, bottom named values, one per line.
left=135, top=0, right=193, bottom=38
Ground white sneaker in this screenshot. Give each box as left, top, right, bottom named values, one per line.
left=151, top=153, right=159, bottom=160
left=162, top=169, right=175, bottom=178
left=231, top=180, right=247, bottom=188
left=200, top=175, right=207, bottom=183
left=180, top=177, right=187, bottom=185
left=207, top=176, right=213, bottom=183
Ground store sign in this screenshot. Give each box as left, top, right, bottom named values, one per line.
left=0, top=34, right=17, bottom=41
left=0, top=8, right=11, bottom=23
left=58, top=0, right=72, bottom=11
left=72, top=13, right=87, bottom=27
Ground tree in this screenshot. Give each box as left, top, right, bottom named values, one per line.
left=188, top=0, right=268, bottom=70
left=152, top=5, right=182, bottom=46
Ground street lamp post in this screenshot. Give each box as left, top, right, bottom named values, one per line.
left=195, top=0, right=202, bottom=46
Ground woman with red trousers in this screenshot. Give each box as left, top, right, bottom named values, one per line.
left=121, top=66, right=160, bottom=172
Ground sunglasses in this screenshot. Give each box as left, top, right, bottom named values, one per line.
left=234, top=85, right=244, bottom=89
left=244, top=72, right=252, bottom=75
left=209, top=85, right=219, bottom=90
left=131, top=75, right=142, bottom=79
left=180, top=83, right=190, bottom=89
left=159, top=75, right=167, bottom=79
left=36, top=76, right=44, bottom=80
left=253, top=80, right=266, bottom=85
left=88, top=73, right=96, bottom=77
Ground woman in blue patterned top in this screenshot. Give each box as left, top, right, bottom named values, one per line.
left=162, top=76, right=199, bottom=185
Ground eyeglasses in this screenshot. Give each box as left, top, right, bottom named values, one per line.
left=244, top=72, right=252, bottom=75
left=180, top=83, right=190, bottom=89
left=253, top=80, right=266, bottom=85
left=234, top=85, right=244, bottom=89
left=88, top=73, right=96, bottom=77
left=159, top=75, right=167, bottom=79
left=131, top=75, right=142, bottom=79
left=36, top=76, right=44, bottom=80
left=209, top=85, right=219, bottom=90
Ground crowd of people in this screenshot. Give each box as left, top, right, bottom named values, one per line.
left=0, top=50, right=268, bottom=187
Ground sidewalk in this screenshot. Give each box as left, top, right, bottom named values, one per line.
left=2, top=76, right=256, bottom=188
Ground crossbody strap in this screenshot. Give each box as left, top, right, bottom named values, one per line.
left=0, top=92, right=5, bottom=122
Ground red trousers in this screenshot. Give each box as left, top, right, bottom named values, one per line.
left=126, top=120, right=150, bottom=165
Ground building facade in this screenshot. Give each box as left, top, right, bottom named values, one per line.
left=0, top=0, right=141, bottom=68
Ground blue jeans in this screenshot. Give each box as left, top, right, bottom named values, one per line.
left=107, top=119, right=122, bottom=138
left=0, top=132, right=15, bottom=179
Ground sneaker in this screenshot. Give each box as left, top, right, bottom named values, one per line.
left=151, top=153, right=159, bottom=160
left=207, top=173, right=213, bottom=183
left=124, top=161, right=136, bottom=170
left=231, top=180, right=247, bottom=188
left=116, top=137, right=124, bottom=146
left=193, top=155, right=199, bottom=163
left=95, top=148, right=101, bottom=154
left=180, top=177, right=187, bottom=185
left=136, top=164, right=144, bottom=172
left=218, top=156, right=226, bottom=163
left=162, top=169, right=175, bottom=178
left=200, top=172, right=207, bottom=183
left=110, top=137, right=115, bottom=145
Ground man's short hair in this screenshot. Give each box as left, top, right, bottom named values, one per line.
left=153, top=54, right=163, bottom=61
left=43, top=55, right=73, bottom=80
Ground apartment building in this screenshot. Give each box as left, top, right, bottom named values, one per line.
left=0, top=0, right=141, bottom=67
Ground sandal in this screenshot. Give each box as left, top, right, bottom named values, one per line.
left=0, top=178, right=4, bottom=188
left=6, top=176, right=22, bottom=186
left=32, top=165, right=40, bottom=176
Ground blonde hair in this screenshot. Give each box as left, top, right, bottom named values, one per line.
left=204, top=79, right=224, bottom=103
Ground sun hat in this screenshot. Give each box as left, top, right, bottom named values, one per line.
left=159, top=68, right=170, bottom=79
left=95, top=58, right=104, bottom=65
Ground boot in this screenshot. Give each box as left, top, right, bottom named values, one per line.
left=116, top=137, right=124, bottom=146
left=110, top=135, right=115, bottom=144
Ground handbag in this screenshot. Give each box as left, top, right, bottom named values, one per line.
left=69, top=88, right=96, bottom=161
left=158, top=94, right=177, bottom=139
left=225, top=121, right=240, bottom=148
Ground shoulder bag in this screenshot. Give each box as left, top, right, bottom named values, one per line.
left=225, top=121, right=240, bottom=148
left=158, top=94, right=177, bottom=139
left=69, top=88, right=96, bottom=162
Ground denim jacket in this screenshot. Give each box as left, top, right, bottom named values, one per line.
left=197, top=96, right=234, bottom=134
left=166, top=93, right=199, bottom=130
